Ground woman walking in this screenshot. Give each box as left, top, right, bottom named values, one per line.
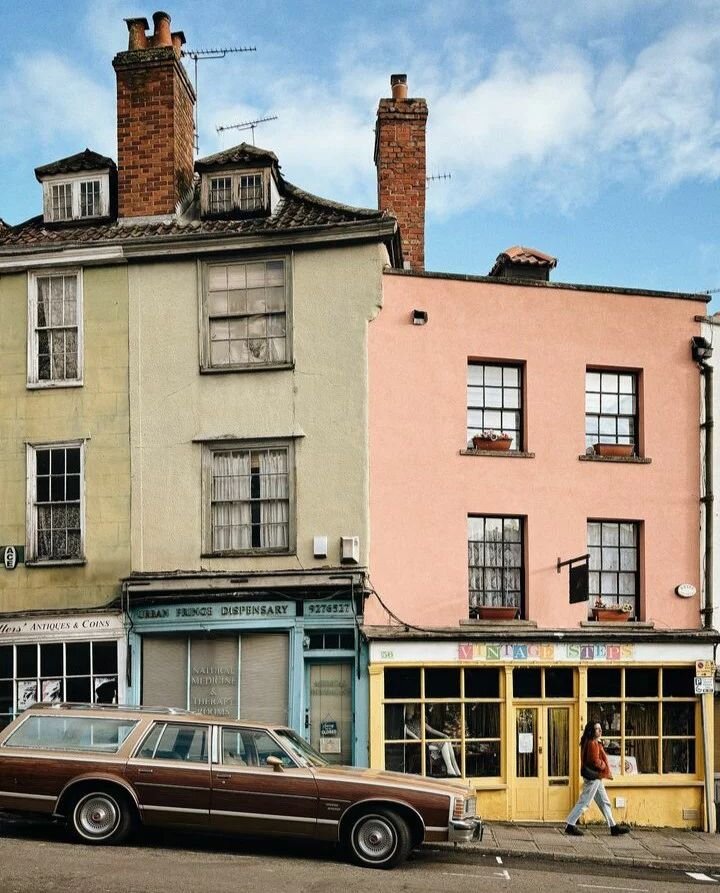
left=565, top=720, right=630, bottom=836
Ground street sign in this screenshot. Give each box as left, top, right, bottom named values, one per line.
left=694, top=676, right=714, bottom=694
left=696, top=660, right=716, bottom=677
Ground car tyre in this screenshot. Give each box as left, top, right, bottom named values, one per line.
left=345, top=808, right=412, bottom=869
left=69, top=789, right=133, bottom=845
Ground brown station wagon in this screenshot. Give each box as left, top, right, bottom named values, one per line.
left=0, top=703, right=481, bottom=869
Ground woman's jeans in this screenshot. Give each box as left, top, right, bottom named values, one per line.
left=566, top=778, right=616, bottom=827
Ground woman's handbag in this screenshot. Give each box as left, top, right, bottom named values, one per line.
left=581, top=763, right=601, bottom=780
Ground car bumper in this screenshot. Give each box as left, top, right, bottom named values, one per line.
left=449, top=817, right=483, bottom=843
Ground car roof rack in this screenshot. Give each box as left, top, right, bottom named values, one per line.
left=28, top=702, right=191, bottom=715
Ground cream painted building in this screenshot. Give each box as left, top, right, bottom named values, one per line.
left=0, top=153, right=131, bottom=724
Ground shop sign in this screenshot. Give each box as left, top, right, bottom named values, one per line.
left=3, top=546, right=23, bottom=569
left=457, top=642, right=635, bottom=662
left=132, top=600, right=295, bottom=625
left=0, top=613, right=124, bottom=641
left=694, top=676, right=714, bottom=694
left=306, top=601, right=353, bottom=617
left=320, top=720, right=338, bottom=737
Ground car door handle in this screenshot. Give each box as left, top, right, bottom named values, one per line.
left=216, top=772, right=231, bottom=779
left=137, top=768, right=154, bottom=775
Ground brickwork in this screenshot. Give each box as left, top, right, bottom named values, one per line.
left=113, top=48, right=195, bottom=218
left=375, top=98, right=428, bottom=271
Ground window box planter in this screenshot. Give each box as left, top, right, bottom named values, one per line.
left=591, top=607, right=631, bottom=622
left=474, top=605, right=520, bottom=620
left=593, top=443, right=634, bottom=458
left=472, top=435, right=512, bottom=452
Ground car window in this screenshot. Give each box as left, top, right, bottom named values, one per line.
left=221, top=727, right=293, bottom=768
left=145, top=723, right=208, bottom=763
left=3, top=715, right=137, bottom=754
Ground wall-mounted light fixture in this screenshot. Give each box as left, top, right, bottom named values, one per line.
left=412, top=309, right=428, bottom=325
left=692, top=336, right=713, bottom=363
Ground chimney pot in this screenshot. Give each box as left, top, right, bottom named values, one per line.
left=125, top=17, right=149, bottom=50
left=151, top=10, right=172, bottom=47
left=391, top=73, right=408, bottom=101
left=171, top=30, right=186, bottom=58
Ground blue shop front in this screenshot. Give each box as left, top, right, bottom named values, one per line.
left=124, top=571, right=369, bottom=766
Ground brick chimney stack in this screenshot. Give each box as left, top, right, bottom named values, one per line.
left=113, top=10, right=195, bottom=219
left=374, top=74, right=428, bottom=271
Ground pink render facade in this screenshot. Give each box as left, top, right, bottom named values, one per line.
left=365, top=267, right=717, bottom=830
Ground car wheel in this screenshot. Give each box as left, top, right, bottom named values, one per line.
left=69, top=789, right=133, bottom=845
left=346, top=808, right=412, bottom=869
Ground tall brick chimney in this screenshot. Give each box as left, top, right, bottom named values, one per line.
left=374, top=74, right=428, bottom=271
left=113, top=11, right=195, bottom=219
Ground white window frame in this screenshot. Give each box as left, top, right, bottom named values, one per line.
left=201, top=169, right=269, bottom=216
left=27, top=269, right=83, bottom=388
left=201, top=439, right=296, bottom=557
left=26, top=440, right=86, bottom=566
left=41, top=171, right=110, bottom=222
left=199, top=255, right=292, bottom=372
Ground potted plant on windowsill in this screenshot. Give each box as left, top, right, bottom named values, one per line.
left=471, top=430, right=513, bottom=452
left=593, top=441, right=635, bottom=458
left=591, top=599, right=633, bottom=622
left=473, top=605, right=520, bottom=620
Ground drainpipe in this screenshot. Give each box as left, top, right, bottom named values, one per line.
left=693, top=336, right=715, bottom=832
left=701, top=360, right=714, bottom=630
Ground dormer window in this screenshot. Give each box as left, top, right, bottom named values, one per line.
left=42, top=173, right=110, bottom=223
left=202, top=170, right=269, bottom=217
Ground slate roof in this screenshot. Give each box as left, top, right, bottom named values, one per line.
left=34, top=148, right=116, bottom=181
left=195, top=143, right=279, bottom=172
left=1, top=143, right=392, bottom=251
left=489, top=245, right=558, bottom=276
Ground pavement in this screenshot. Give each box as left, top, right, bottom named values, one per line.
left=428, top=822, right=720, bottom=872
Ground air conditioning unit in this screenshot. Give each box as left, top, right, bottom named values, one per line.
left=340, top=536, right=360, bottom=564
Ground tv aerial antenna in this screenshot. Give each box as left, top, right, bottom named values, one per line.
left=182, top=45, right=257, bottom=153
left=217, top=115, right=279, bottom=146
left=426, top=172, right=452, bottom=186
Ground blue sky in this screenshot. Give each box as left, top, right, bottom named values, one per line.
left=0, top=0, right=718, bottom=304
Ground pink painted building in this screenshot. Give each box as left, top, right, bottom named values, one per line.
left=365, top=77, right=717, bottom=829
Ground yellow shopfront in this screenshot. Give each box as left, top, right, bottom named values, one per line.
left=367, top=634, right=716, bottom=830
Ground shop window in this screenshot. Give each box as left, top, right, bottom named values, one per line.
left=513, top=667, right=572, bottom=699
left=382, top=666, right=502, bottom=779
left=587, top=666, right=696, bottom=775
left=513, top=668, right=541, bottom=699
left=0, top=640, right=119, bottom=726
left=384, top=667, right=421, bottom=700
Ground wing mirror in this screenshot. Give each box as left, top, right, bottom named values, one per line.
left=266, top=755, right=284, bottom=773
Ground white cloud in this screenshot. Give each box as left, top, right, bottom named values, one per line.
left=0, top=52, right=115, bottom=158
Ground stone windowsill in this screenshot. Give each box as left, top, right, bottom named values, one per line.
left=579, top=620, right=655, bottom=628
left=578, top=454, right=652, bottom=464
left=460, top=619, right=538, bottom=627
left=460, top=449, right=535, bottom=458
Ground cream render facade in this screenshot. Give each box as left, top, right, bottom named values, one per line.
left=127, top=242, right=386, bottom=573
left=0, top=262, right=131, bottom=613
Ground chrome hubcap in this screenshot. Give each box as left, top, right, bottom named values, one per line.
left=77, top=795, right=119, bottom=839
left=355, top=817, right=396, bottom=860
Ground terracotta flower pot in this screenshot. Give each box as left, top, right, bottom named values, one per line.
left=592, top=607, right=631, bottom=622
left=475, top=605, right=519, bottom=620
left=472, top=436, right=512, bottom=451
left=593, top=443, right=634, bottom=458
